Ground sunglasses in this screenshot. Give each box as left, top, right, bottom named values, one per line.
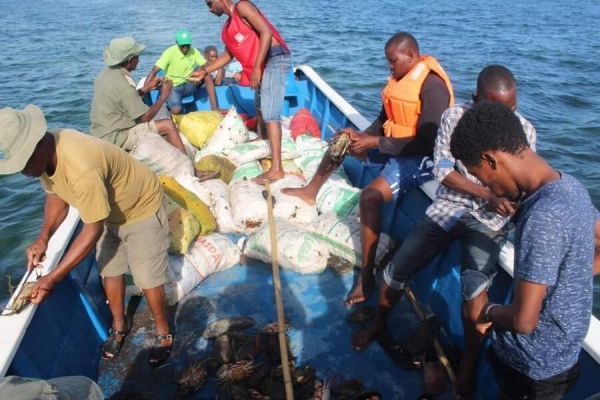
left=206, top=0, right=214, bottom=7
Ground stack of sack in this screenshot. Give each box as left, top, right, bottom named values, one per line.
left=125, top=106, right=394, bottom=305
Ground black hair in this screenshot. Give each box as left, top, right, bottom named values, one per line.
left=450, top=102, right=529, bottom=166
left=204, top=45, right=218, bottom=55
left=385, top=32, right=419, bottom=54
left=477, top=65, right=516, bottom=94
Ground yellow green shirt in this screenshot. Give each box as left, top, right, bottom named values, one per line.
left=156, top=45, right=206, bottom=87
left=40, top=129, right=163, bottom=227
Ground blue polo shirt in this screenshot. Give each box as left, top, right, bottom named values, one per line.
left=492, top=173, right=597, bottom=380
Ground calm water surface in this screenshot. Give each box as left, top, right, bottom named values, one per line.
left=1, top=0, right=599, bottom=315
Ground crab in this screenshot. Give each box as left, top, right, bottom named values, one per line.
left=216, top=359, right=256, bottom=384
left=176, top=358, right=210, bottom=396
left=329, top=130, right=352, bottom=163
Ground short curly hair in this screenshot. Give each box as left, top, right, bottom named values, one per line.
left=450, top=102, right=529, bottom=166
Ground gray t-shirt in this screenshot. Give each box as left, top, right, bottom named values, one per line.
left=492, top=173, right=596, bottom=380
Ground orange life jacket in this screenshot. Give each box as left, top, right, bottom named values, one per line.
left=381, top=55, right=454, bottom=138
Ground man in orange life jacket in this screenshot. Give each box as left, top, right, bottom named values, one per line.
left=283, top=32, right=454, bottom=305
left=192, top=0, right=291, bottom=184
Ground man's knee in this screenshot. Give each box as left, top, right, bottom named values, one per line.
left=170, top=107, right=182, bottom=115
left=155, top=118, right=178, bottom=136
left=360, top=187, right=384, bottom=209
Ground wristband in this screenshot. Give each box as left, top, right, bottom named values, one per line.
left=484, top=303, right=500, bottom=322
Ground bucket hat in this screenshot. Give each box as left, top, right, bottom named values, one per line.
left=103, top=37, right=146, bottom=67
left=0, top=105, right=47, bottom=175
left=175, top=29, right=192, bottom=46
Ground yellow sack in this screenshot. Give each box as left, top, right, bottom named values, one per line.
left=173, top=111, right=223, bottom=149
left=159, top=175, right=217, bottom=236
left=194, top=155, right=237, bottom=184
left=164, top=195, right=201, bottom=254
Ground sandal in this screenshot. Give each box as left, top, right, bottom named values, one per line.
left=101, top=319, right=131, bottom=360
left=149, top=333, right=174, bottom=367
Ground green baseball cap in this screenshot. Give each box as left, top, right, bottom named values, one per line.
left=103, top=37, right=146, bottom=67
left=175, top=29, right=192, bottom=46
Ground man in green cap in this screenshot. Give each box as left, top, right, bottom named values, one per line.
left=90, top=36, right=187, bottom=154
left=0, top=104, right=174, bottom=367
left=145, top=29, right=221, bottom=115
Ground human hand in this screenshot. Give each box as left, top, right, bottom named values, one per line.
left=29, top=274, right=59, bottom=305
left=159, top=78, right=173, bottom=96
left=250, top=67, right=261, bottom=90
left=190, top=69, right=206, bottom=81
left=26, top=238, right=48, bottom=271
left=349, top=134, right=378, bottom=155
left=484, top=193, right=516, bottom=217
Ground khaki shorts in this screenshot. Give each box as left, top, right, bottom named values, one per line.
left=96, top=205, right=168, bottom=289
left=121, top=121, right=159, bottom=152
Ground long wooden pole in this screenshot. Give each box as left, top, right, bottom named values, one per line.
left=264, top=181, right=294, bottom=400
left=404, top=285, right=457, bottom=390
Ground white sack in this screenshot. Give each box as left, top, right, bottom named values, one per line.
left=130, top=132, right=195, bottom=178
left=242, top=220, right=329, bottom=274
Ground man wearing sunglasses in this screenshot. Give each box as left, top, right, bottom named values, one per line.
left=192, top=0, right=291, bottom=184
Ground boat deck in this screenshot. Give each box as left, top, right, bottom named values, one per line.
left=98, top=254, right=454, bottom=400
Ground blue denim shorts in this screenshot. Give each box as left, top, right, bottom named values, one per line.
left=383, top=214, right=507, bottom=300
left=255, top=53, right=291, bottom=122
left=166, top=81, right=201, bottom=111
left=368, top=151, right=434, bottom=202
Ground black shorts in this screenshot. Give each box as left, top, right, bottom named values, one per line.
left=487, top=347, right=580, bottom=400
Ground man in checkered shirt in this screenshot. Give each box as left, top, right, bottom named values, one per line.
left=353, top=65, right=536, bottom=398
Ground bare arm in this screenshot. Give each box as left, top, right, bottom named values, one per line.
left=237, top=1, right=273, bottom=89
left=30, top=221, right=105, bottom=304
left=143, top=65, right=162, bottom=93
left=482, top=279, right=547, bottom=334
left=594, top=219, right=600, bottom=276
left=442, top=171, right=515, bottom=217
left=192, top=50, right=233, bottom=77
left=26, top=194, right=70, bottom=271
left=214, top=67, right=225, bottom=86
left=137, top=79, right=173, bottom=123
left=204, top=73, right=219, bottom=111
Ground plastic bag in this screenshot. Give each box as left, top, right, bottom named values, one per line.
left=130, top=132, right=195, bottom=178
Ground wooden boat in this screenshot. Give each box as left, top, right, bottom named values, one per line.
left=1, top=66, right=599, bottom=399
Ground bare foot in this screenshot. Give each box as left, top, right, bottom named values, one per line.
left=352, top=323, right=384, bottom=352
left=455, top=357, right=476, bottom=399
left=280, top=186, right=317, bottom=205
left=345, top=271, right=375, bottom=306
left=252, top=169, right=285, bottom=185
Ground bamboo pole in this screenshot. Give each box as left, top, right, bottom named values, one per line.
left=264, top=181, right=294, bottom=400
left=404, top=285, right=457, bottom=390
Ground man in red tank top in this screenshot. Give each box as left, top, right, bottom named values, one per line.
left=192, top=0, right=291, bottom=183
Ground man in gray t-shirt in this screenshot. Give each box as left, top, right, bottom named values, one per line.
left=450, top=101, right=598, bottom=399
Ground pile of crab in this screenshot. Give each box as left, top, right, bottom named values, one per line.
left=174, top=316, right=375, bottom=400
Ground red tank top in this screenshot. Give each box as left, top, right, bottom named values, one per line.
left=221, top=0, right=289, bottom=86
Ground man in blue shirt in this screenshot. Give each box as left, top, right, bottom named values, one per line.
left=450, top=101, right=598, bottom=399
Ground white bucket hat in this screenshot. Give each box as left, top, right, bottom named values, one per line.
left=0, top=105, right=47, bottom=175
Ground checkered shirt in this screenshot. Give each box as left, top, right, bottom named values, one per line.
left=426, top=102, right=537, bottom=231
